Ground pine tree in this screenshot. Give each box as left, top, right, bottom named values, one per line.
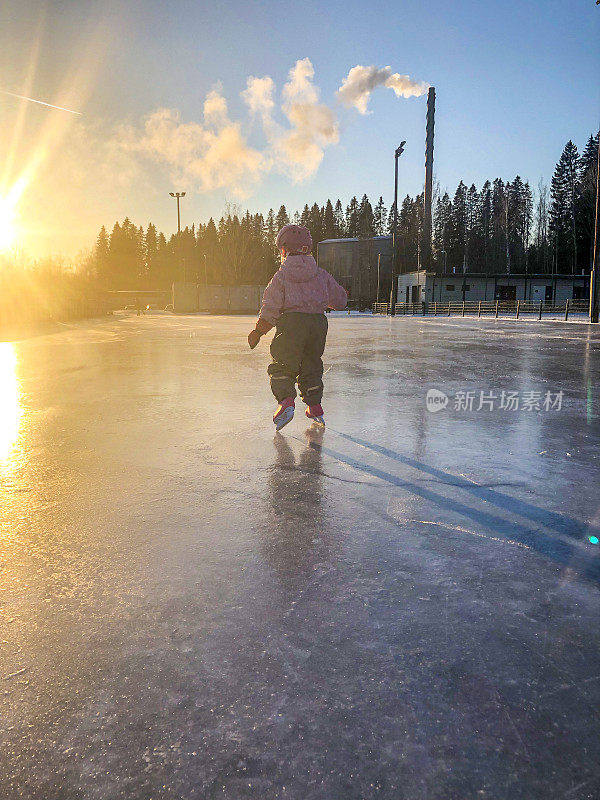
left=397, top=194, right=423, bottom=270
left=358, top=194, right=374, bottom=238
left=323, top=199, right=336, bottom=239
left=275, top=205, right=290, bottom=231
left=373, top=197, right=387, bottom=236
left=108, top=217, right=143, bottom=288
left=107, top=221, right=122, bottom=287
left=466, top=185, right=483, bottom=272
left=578, top=133, right=599, bottom=270
left=145, top=223, right=158, bottom=286
left=550, top=140, right=580, bottom=273
left=448, top=182, right=468, bottom=272
left=433, top=193, right=451, bottom=271
left=333, top=200, right=345, bottom=237
left=522, top=181, right=533, bottom=270
left=507, top=176, right=532, bottom=273
left=490, top=179, right=508, bottom=273
left=345, top=197, right=359, bottom=237
left=532, top=180, right=550, bottom=273
left=387, top=201, right=397, bottom=237
left=203, top=218, right=219, bottom=284
left=308, top=203, right=324, bottom=247
left=94, top=225, right=110, bottom=282
left=137, top=226, right=146, bottom=282
left=264, top=209, right=277, bottom=246
left=263, top=209, right=279, bottom=277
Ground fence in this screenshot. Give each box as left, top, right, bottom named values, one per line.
left=372, top=303, right=390, bottom=315
left=0, top=269, right=113, bottom=338
left=173, top=283, right=266, bottom=314
left=372, top=299, right=589, bottom=320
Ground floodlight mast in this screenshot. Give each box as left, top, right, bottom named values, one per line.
left=169, top=191, right=186, bottom=234
left=390, top=141, right=406, bottom=316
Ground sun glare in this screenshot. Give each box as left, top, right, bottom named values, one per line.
left=0, top=195, right=18, bottom=251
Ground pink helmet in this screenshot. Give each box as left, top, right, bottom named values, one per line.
left=275, top=224, right=312, bottom=253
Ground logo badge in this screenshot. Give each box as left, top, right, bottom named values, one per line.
left=426, top=388, right=449, bottom=412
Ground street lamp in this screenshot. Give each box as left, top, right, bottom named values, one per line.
left=169, top=191, right=186, bottom=234
left=390, top=141, right=406, bottom=316
left=440, top=250, right=447, bottom=272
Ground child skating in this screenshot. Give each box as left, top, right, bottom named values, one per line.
left=247, top=224, right=348, bottom=431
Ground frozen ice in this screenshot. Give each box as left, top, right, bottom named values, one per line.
left=0, top=312, right=599, bottom=799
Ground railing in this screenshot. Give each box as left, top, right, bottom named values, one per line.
left=372, top=300, right=589, bottom=319
left=372, top=302, right=389, bottom=314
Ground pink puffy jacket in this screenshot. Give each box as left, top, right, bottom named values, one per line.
left=258, top=255, right=347, bottom=329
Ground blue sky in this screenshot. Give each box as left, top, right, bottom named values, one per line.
left=1, top=0, right=598, bottom=257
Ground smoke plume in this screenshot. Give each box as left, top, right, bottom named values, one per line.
left=118, top=90, right=265, bottom=198
left=242, top=59, right=339, bottom=183
left=337, top=65, right=429, bottom=114
left=241, top=76, right=276, bottom=125
left=105, top=60, right=425, bottom=198
left=277, top=58, right=339, bottom=181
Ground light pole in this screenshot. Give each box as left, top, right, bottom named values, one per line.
left=203, top=253, right=208, bottom=286
left=169, top=191, right=186, bottom=284
left=390, top=141, right=406, bottom=316
left=440, top=250, right=447, bottom=272
left=169, top=191, right=186, bottom=234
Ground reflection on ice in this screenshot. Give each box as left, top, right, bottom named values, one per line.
left=0, top=342, right=22, bottom=466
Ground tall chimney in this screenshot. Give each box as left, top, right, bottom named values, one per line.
left=423, top=86, right=435, bottom=271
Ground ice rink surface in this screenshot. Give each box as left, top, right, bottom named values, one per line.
left=1, top=312, right=600, bottom=800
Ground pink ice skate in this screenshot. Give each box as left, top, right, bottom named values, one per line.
left=305, top=404, right=325, bottom=426
left=273, top=397, right=295, bottom=431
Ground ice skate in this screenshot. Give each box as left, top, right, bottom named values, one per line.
left=305, top=404, right=325, bottom=426
left=273, top=397, right=295, bottom=431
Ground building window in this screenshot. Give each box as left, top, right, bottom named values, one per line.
left=446, top=284, right=455, bottom=291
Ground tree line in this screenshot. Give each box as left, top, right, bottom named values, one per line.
left=432, top=134, right=598, bottom=276
left=89, top=198, right=387, bottom=290
left=89, top=133, right=598, bottom=289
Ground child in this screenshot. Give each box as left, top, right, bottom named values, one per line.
left=248, top=224, right=347, bottom=430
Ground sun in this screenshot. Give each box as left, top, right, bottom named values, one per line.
left=0, top=195, right=18, bottom=251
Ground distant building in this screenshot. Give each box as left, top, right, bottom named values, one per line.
left=317, top=236, right=393, bottom=307
left=397, top=271, right=589, bottom=305
left=317, top=236, right=589, bottom=307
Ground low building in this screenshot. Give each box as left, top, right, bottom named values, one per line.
left=317, top=236, right=393, bottom=307
left=317, top=236, right=589, bottom=307
left=397, top=271, right=589, bottom=305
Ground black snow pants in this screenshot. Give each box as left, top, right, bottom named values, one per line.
left=268, top=312, right=328, bottom=405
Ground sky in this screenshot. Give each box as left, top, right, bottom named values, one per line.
left=0, top=0, right=598, bottom=260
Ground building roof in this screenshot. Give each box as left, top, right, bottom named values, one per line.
left=431, top=272, right=588, bottom=279
left=319, top=235, right=392, bottom=244
left=398, top=271, right=588, bottom=279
